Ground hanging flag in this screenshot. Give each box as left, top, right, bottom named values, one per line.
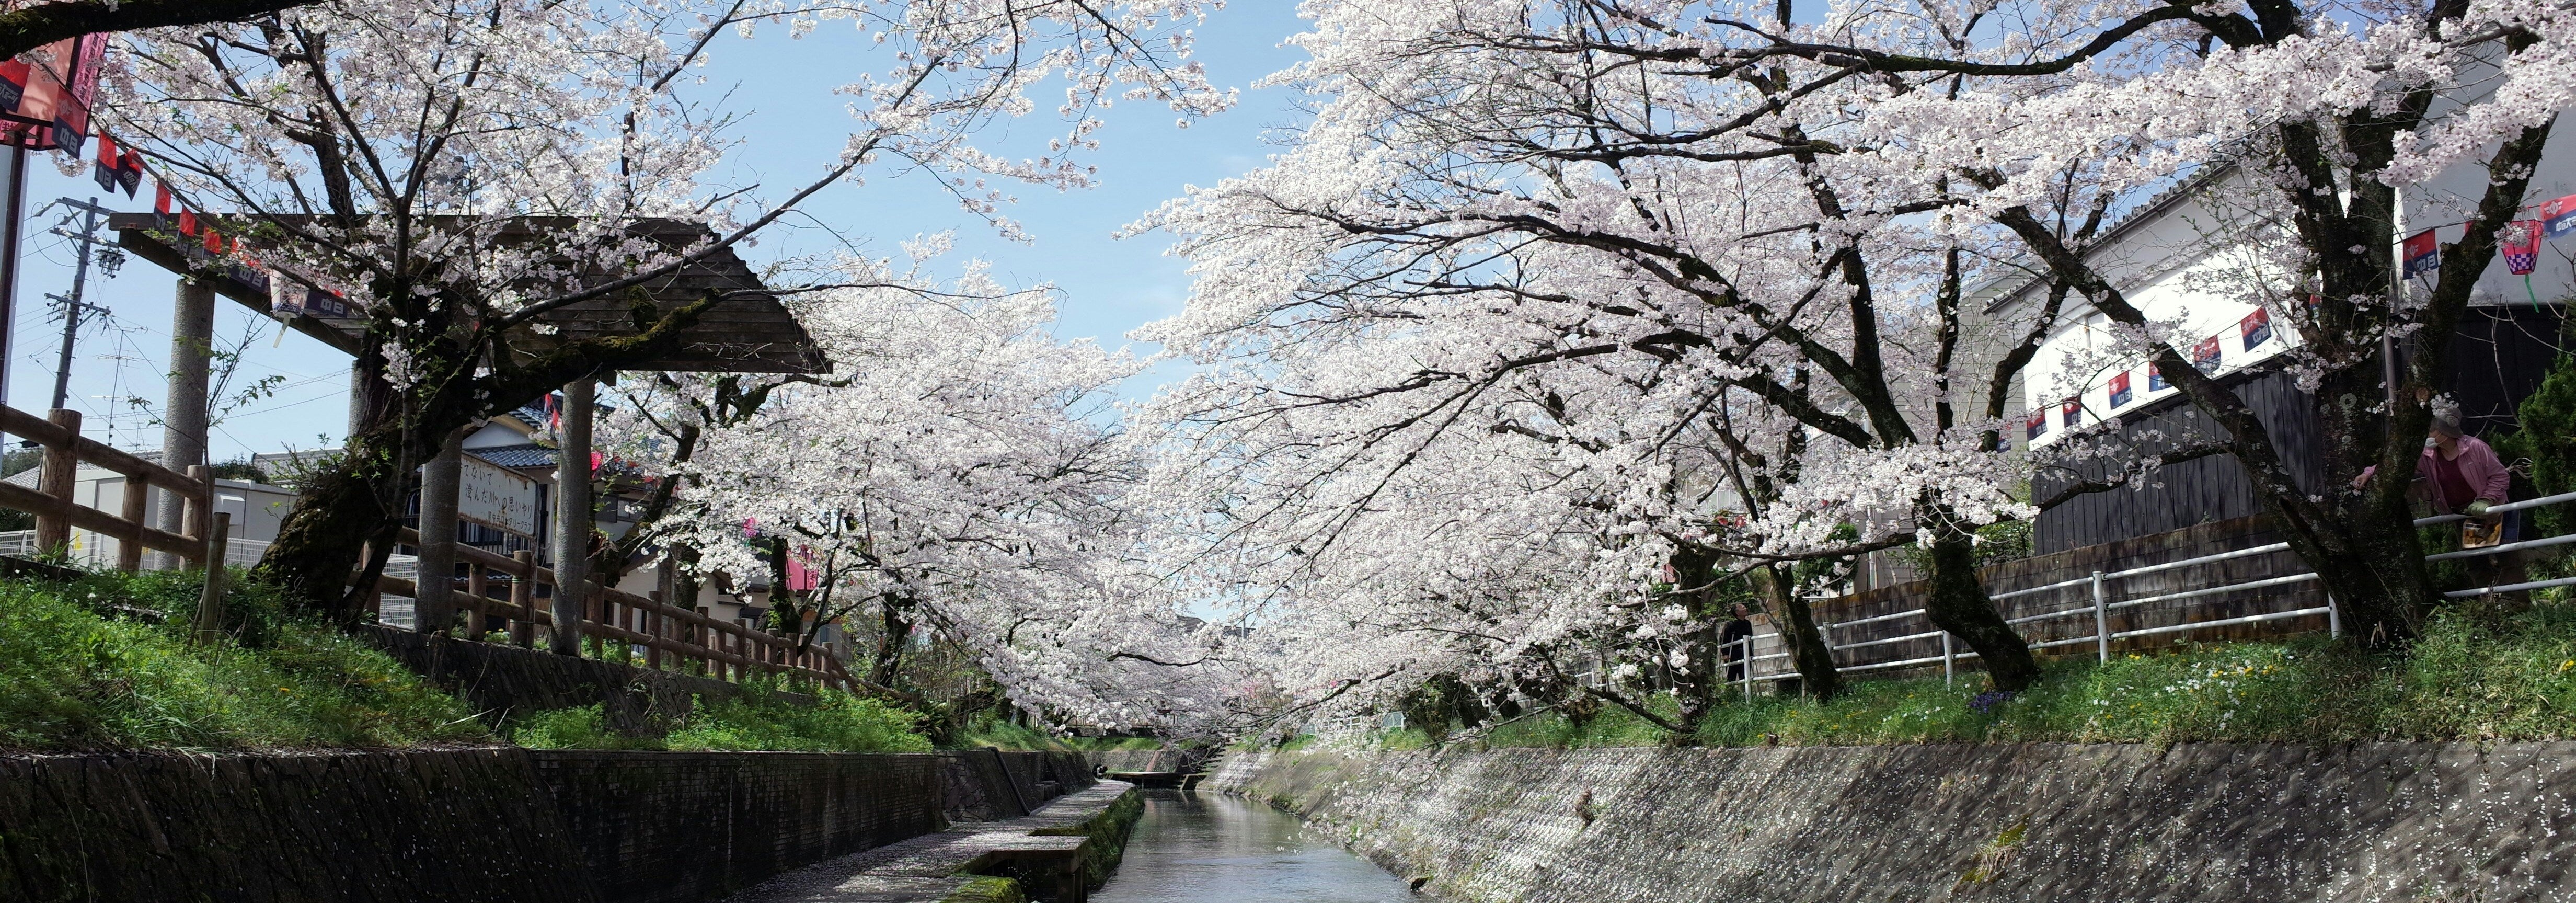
left=2502, top=220, right=2543, bottom=275
left=2148, top=362, right=2167, bottom=392
left=2543, top=194, right=2576, bottom=239
left=0, top=59, right=26, bottom=114
left=88, top=132, right=114, bottom=191
left=2109, top=371, right=2133, bottom=408
left=2192, top=336, right=2223, bottom=373
left=2401, top=228, right=2441, bottom=279
left=2026, top=410, right=2047, bottom=441
left=153, top=181, right=172, bottom=215
left=2060, top=397, right=2082, bottom=428
left=177, top=209, right=196, bottom=236
left=2240, top=307, right=2273, bottom=350
left=202, top=228, right=222, bottom=254
left=1, top=34, right=101, bottom=152
left=113, top=148, right=140, bottom=197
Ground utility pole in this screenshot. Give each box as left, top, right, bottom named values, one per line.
left=38, top=196, right=120, bottom=413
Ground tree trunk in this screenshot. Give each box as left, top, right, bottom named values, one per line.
left=872, top=593, right=914, bottom=690
left=1922, top=524, right=2040, bottom=691
left=1666, top=547, right=1724, bottom=723
left=1752, top=564, right=1842, bottom=701
left=254, top=353, right=416, bottom=624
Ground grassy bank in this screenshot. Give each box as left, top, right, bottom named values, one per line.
left=0, top=569, right=944, bottom=755
left=0, top=570, right=490, bottom=751
left=509, top=683, right=935, bottom=752
left=952, top=717, right=1167, bottom=752
left=1368, top=604, right=2576, bottom=750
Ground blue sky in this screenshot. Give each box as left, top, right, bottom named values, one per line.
left=2, top=3, right=1314, bottom=460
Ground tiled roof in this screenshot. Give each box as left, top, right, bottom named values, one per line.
left=469, top=444, right=558, bottom=469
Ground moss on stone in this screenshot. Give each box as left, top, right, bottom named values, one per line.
left=1033, top=788, right=1145, bottom=889
left=939, top=876, right=1026, bottom=903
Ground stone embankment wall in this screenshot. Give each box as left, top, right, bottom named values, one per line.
left=0, top=747, right=1092, bottom=903
left=1208, top=742, right=2576, bottom=902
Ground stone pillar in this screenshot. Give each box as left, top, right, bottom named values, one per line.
left=155, top=278, right=214, bottom=569
left=413, top=426, right=464, bottom=635
left=548, top=378, right=594, bottom=656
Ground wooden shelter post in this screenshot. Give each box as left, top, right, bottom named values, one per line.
left=156, top=277, right=214, bottom=570
left=548, top=377, right=595, bottom=656
left=414, top=426, right=464, bottom=635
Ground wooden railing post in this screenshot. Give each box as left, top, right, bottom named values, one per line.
left=645, top=590, right=664, bottom=670
left=509, top=551, right=537, bottom=647
left=191, top=513, right=231, bottom=644
left=32, top=409, right=79, bottom=554
left=184, top=464, right=214, bottom=548
left=465, top=565, right=490, bottom=638
left=114, top=470, right=147, bottom=571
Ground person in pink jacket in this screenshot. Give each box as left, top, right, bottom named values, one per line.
left=2355, top=413, right=2522, bottom=596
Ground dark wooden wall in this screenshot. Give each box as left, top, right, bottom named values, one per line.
left=2031, top=303, right=2568, bottom=555
left=2031, top=369, right=2328, bottom=555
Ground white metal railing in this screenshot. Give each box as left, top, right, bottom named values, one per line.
left=0, top=529, right=269, bottom=570
left=1717, top=489, right=2576, bottom=696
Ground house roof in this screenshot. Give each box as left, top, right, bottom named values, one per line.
left=107, top=214, right=831, bottom=375
left=468, top=443, right=559, bottom=470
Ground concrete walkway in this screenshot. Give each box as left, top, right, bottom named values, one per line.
left=724, top=780, right=1136, bottom=903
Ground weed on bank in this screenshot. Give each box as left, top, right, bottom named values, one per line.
left=509, top=683, right=935, bottom=753
left=1365, top=605, right=2576, bottom=750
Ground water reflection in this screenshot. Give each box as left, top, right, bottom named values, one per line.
left=1094, top=791, right=1419, bottom=902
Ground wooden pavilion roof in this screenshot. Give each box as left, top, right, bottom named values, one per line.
left=107, top=214, right=830, bottom=374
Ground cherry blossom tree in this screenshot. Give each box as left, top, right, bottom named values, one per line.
left=1739, top=0, right=2572, bottom=642
left=97, top=0, right=1229, bottom=619
left=605, top=253, right=1246, bottom=733
left=1125, top=0, right=2213, bottom=704
left=1136, top=0, right=2570, bottom=734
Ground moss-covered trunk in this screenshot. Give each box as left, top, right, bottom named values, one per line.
left=1922, top=524, right=2040, bottom=692
left=1752, top=564, right=1841, bottom=701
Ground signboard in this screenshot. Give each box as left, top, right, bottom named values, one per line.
left=459, top=453, right=538, bottom=536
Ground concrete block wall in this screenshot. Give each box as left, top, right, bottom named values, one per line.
left=533, top=751, right=945, bottom=903
left=1208, top=742, right=2576, bottom=902
left=937, top=750, right=1097, bottom=822
left=0, top=747, right=994, bottom=903
left=0, top=748, right=594, bottom=903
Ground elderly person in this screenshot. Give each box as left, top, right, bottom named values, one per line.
left=2356, top=413, right=2522, bottom=595
left=1719, top=602, right=1756, bottom=683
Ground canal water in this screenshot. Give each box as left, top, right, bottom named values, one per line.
left=1094, top=791, right=1420, bottom=902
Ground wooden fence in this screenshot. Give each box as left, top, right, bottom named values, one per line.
left=0, top=407, right=215, bottom=569
left=376, top=527, right=847, bottom=687
left=0, top=404, right=845, bottom=689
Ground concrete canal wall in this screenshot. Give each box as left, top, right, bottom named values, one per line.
left=0, top=747, right=1096, bottom=903
left=1206, top=742, right=2576, bottom=902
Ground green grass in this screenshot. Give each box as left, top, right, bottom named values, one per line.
left=0, top=570, right=490, bottom=751
left=511, top=682, right=935, bottom=752
left=949, top=716, right=1171, bottom=751
left=1365, top=604, right=2576, bottom=750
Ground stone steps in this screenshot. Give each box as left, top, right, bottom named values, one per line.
left=723, top=780, right=1137, bottom=903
